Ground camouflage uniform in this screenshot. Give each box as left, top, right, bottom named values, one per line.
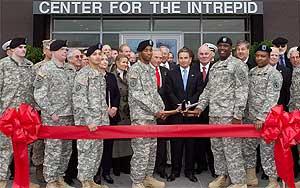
left=0, top=57, right=35, bottom=180
left=128, top=61, right=164, bottom=184
left=197, top=55, right=249, bottom=184
left=34, top=60, right=76, bottom=183
left=289, top=67, right=300, bottom=111
left=72, top=65, right=109, bottom=181
left=244, top=64, right=282, bottom=178
left=32, top=59, right=50, bottom=167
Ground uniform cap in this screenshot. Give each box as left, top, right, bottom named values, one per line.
left=255, top=44, right=272, bottom=53
left=9, top=37, right=27, bottom=49
left=272, top=37, right=288, bottom=45
left=217, top=36, right=232, bottom=46
left=86, top=43, right=103, bottom=57
left=204, top=43, right=218, bottom=52
left=50, top=40, right=68, bottom=51
left=137, top=40, right=153, bottom=52
left=2, top=40, right=11, bottom=51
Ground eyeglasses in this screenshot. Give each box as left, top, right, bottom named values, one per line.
left=275, top=44, right=286, bottom=48
left=75, top=55, right=84, bottom=59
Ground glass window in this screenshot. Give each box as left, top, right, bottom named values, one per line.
left=103, top=20, right=150, bottom=31
left=203, top=19, right=245, bottom=32
left=184, top=34, right=201, bottom=60
left=154, top=19, right=200, bottom=32
left=53, top=19, right=101, bottom=32
left=203, top=33, right=249, bottom=46
left=102, top=33, right=119, bottom=49
left=52, top=33, right=100, bottom=47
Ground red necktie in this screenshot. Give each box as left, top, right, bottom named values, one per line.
left=202, top=66, right=207, bottom=81
left=155, top=67, right=161, bottom=88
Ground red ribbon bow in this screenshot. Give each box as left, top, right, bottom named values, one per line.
left=262, top=105, right=300, bottom=188
left=0, top=103, right=41, bottom=188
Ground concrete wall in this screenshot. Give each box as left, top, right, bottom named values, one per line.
left=0, top=0, right=33, bottom=57
left=263, top=0, right=300, bottom=47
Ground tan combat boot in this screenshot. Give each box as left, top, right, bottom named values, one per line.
left=30, top=182, right=40, bottom=188
left=58, top=177, right=75, bottom=188
left=36, top=165, right=45, bottom=182
left=143, top=176, right=165, bottom=188
left=208, top=175, right=231, bottom=188
left=46, top=180, right=62, bottom=188
left=246, top=168, right=258, bottom=186
left=0, top=180, right=7, bottom=188
left=132, top=183, right=145, bottom=188
left=226, top=184, right=247, bottom=188
left=81, top=180, right=109, bottom=188
left=265, top=177, right=279, bottom=188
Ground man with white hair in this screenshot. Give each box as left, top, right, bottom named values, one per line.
left=160, top=46, right=176, bottom=71
left=67, top=48, right=84, bottom=71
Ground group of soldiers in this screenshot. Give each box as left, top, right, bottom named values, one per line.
left=0, top=34, right=299, bottom=188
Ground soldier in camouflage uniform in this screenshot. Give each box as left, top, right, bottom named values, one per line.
left=32, top=39, right=53, bottom=183
left=243, top=45, right=282, bottom=188
left=0, top=38, right=40, bottom=188
left=193, top=37, right=249, bottom=188
left=33, top=40, right=75, bottom=188
left=73, top=44, right=109, bottom=188
left=128, top=40, right=166, bottom=188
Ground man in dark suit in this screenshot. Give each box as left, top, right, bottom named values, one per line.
left=160, top=46, right=176, bottom=71
left=192, top=44, right=216, bottom=178
left=165, top=47, right=202, bottom=182
left=272, top=37, right=293, bottom=70
left=235, top=40, right=256, bottom=70
left=150, top=49, right=170, bottom=179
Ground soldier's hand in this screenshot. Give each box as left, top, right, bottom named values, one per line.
left=183, top=108, right=202, bottom=117
left=108, top=107, right=118, bottom=118
left=154, top=111, right=163, bottom=119
left=88, top=124, right=98, bottom=132
left=254, top=120, right=264, bottom=130
left=232, top=118, right=242, bottom=124
left=51, top=114, right=59, bottom=122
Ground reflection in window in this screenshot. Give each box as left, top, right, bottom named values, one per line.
left=203, top=19, right=245, bottom=32
left=203, top=33, right=249, bottom=46
left=154, top=19, right=200, bottom=32
left=103, top=20, right=150, bottom=31
left=52, top=33, right=100, bottom=47
left=184, top=34, right=201, bottom=60
left=102, top=34, right=119, bottom=49
left=53, top=19, right=101, bottom=32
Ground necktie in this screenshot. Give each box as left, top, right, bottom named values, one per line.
left=182, top=69, right=188, bottom=91
left=280, top=55, right=286, bottom=67
left=202, top=66, right=207, bottom=81
left=155, top=67, right=161, bottom=88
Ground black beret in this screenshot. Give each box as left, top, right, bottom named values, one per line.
left=137, top=40, right=153, bottom=52
left=255, top=44, right=272, bottom=53
left=50, top=40, right=68, bottom=51
left=9, top=37, right=27, bottom=49
left=86, top=43, right=103, bottom=57
left=217, top=36, right=232, bottom=46
left=297, top=46, right=300, bottom=52
left=272, top=37, right=288, bottom=45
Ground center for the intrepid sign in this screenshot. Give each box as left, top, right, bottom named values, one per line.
left=33, top=1, right=263, bottom=15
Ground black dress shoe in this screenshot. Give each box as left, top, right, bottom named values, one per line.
left=167, top=174, right=176, bottom=182
left=185, top=174, right=198, bottom=182
left=261, top=173, right=269, bottom=180
left=93, top=175, right=101, bottom=184
left=195, top=168, right=203, bottom=174
left=113, top=169, right=120, bottom=176
left=102, top=174, right=114, bottom=184
left=159, top=171, right=168, bottom=179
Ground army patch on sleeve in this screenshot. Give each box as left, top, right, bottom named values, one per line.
left=238, top=71, right=246, bottom=82
left=273, top=80, right=280, bottom=90
left=129, top=79, right=137, bottom=87
left=75, top=85, right=82, bottom=92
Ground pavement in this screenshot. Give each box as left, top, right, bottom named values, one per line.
left=6, top=166, right=279, bottom=188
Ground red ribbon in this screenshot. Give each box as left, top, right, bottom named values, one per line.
left=0, top=104, right=41, bottom=188
left=0, top=103, right=299, bottom=188
left=262, top=105, right=300, bottom=188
